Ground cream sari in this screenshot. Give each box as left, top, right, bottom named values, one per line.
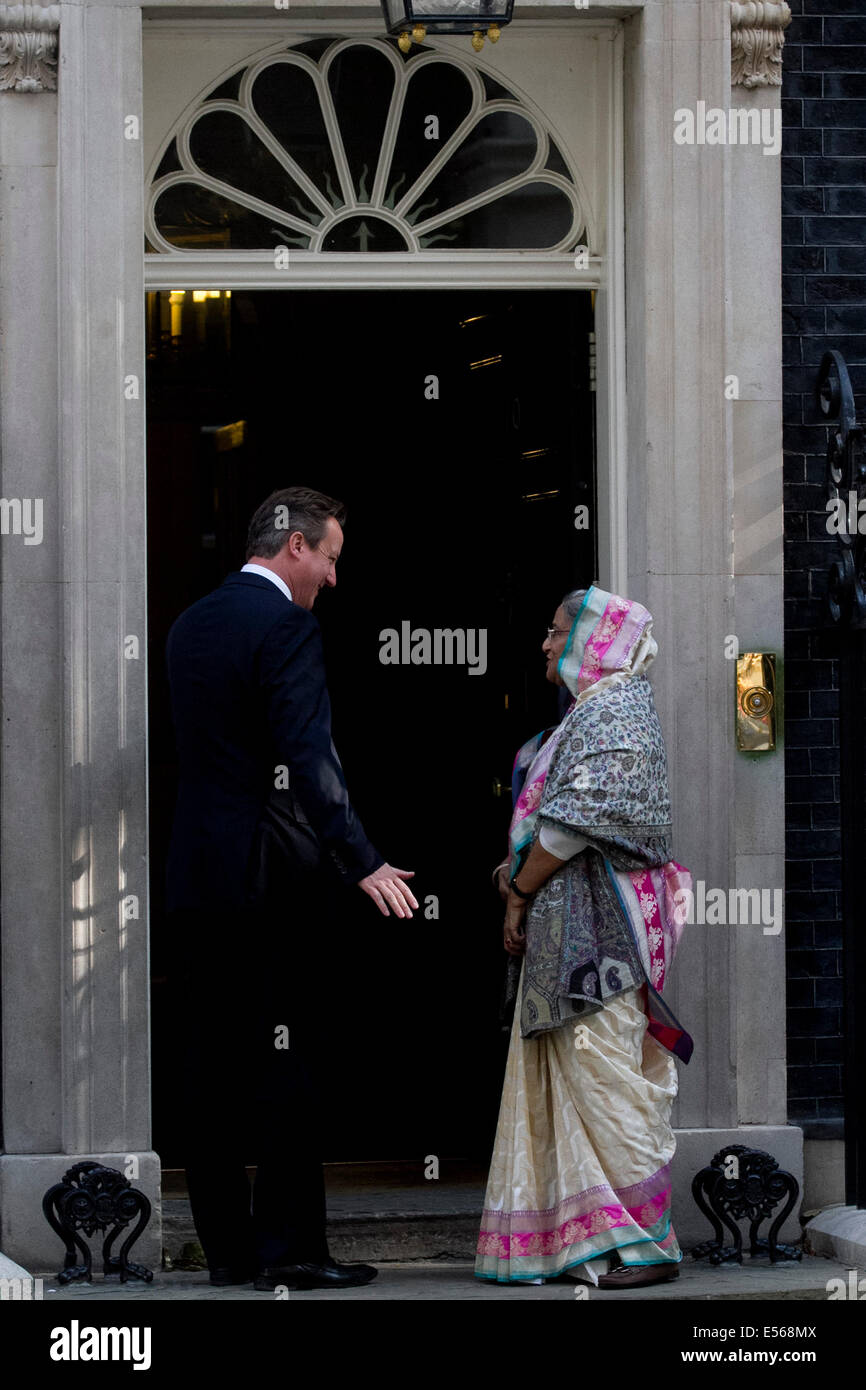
left=475, top=970, right=681, bottom=1283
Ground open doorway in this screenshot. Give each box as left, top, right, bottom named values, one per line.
left=147, top=288, right=596, bottom=1167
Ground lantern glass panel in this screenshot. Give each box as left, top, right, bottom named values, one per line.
left=382, top=0, right=513, bottom=33
left=381, top=0, right=408, bottom=29
left=411, top=0, right=510, bottom=16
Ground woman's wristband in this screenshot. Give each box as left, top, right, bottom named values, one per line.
left=509, top=875, right=534, bottom=900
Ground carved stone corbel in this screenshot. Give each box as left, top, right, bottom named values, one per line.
left=730, top=0, right=792, bottom=89
left=0, top=3, right=59, bottom=93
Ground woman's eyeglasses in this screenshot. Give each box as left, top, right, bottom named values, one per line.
left=546, top=627, right=570, bottom=640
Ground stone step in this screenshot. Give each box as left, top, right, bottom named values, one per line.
left=162, top=1198, right=483, bottom=1264
left=159, top=1162, right=820, bottom=1281
left=160, top=1161, right=488, bottom=1266
left=38, top=1255, right=844, bottom=1302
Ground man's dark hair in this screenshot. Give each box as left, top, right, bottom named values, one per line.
left=245, top=486, right=347, bottom=561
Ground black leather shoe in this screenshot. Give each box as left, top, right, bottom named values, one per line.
left=253, top=1258, right=378, bottom=1291
left=209, top=1266, right=255, bottom=1286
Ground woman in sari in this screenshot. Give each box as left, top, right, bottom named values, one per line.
left=475, top=585, right=693, bottom=1288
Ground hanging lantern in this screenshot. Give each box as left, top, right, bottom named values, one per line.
left=381, top=0, right=515, bottom=53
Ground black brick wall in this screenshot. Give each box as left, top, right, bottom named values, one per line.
left=782, top=0, right=865, bottom=1139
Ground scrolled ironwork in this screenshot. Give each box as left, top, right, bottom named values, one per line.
left=690, top=1145, right=802, bottom=1265
left=42, top=1161, right=153, bottom=1284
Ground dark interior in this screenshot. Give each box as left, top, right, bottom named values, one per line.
left=146, top=287, right=596, bottom=1165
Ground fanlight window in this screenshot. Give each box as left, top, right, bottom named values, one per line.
left=146, top=36, right=585, bottom=254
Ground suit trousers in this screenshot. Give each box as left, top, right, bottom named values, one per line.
left=168, top=898, right=329, bottom=1270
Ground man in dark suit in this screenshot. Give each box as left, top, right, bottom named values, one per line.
left=165, top=485, right=417, bottom=1291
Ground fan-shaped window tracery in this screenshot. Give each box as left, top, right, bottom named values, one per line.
left=146, top=37, right=586, bottom=254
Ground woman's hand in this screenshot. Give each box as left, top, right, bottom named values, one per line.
left=492, top=859, right=511, bottom=903
left=499, top=838, right=564, bottom=953
left=503, top=892, right=528, bottom=956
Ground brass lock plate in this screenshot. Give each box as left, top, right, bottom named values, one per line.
left=736, top=652, right=776, bottom=752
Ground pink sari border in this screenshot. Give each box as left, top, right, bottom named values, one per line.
left=477, top=1199, right=671, bottom=1261
left=478, top=1161, right=672, bottom=1249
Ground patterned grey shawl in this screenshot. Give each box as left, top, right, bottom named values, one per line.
left=519, top=674, right=674, bottom=1037
left=506, top=586, right=675, bottom=1039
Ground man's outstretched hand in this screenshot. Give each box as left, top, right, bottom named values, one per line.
left=357, top=863, right=418, bottom=917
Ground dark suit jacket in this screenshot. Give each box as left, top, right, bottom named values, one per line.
left=165, top=571, right=384, bottom=913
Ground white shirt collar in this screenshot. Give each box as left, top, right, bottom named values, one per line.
left=241, top=563, right=293, bottom=603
